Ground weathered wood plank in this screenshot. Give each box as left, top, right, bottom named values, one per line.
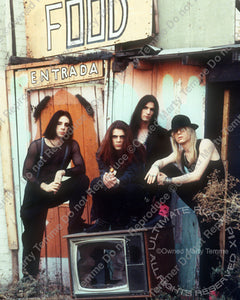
left=220, top=89, right=230, bottom=266
left=1, top=69, right=19, bottom=251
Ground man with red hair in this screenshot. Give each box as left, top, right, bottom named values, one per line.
left=87, top=120, right=146, bottom=232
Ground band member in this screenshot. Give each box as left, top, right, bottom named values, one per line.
left=130, top=95, right=171, bottom=170
left=21, top=110, right=89, bottom=278
left=87, top=120, right=145, bottom=232
left=130, top=95, right=181, bottom=223
left=145, top=114, right=225, bottom=292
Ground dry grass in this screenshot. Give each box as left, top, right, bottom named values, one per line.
left=194, top=171, right=240, bottom=229
left=0, top=275, right=71, bottom=299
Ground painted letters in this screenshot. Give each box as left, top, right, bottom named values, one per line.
left=45, top=0, right=129, bottom=50
left=25, top=0, right=152, bottom=57
left=28, top=61, right=103, bottom=88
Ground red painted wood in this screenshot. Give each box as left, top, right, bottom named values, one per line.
left=31, top=87, right=100, bottom=260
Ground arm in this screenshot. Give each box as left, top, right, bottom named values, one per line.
left=146, top=126, right=172, bottom=165
left=118, top=162, right=141, bottom=186
left=156, top=127, right=172, bottom=158
left=159, top=139, right=217, bottom=185
left=96, top=157, right=117, bottom=189
left=40, top=181, right=61, bottom=193
left=22, top=140, right=40, bottom=185
left=103, top=172, right=118, bottom=189
left=64, top=140, right=86, bottom=176
left=97, top=157, right=109, bottom=177
left=46, top=141, right=86, bottom=193
left=102, top=162, right=142, bottom=189
left=22, top=140, right=61, bottom=193
left=145, top=152, right=176, bottom=184
left=50, top=141, right=85, bottom=193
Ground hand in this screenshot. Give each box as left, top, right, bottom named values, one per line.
left=157, top=172, right=167, bottom=185
left=54, top=170, right=66, bottom=184
left=40, top=181, right=61, bottom=193
left=144, top=165, right=159, bottom=184
left=103, top=172, right=118, bottom=189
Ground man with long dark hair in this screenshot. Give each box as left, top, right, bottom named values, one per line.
left=21, top=110, right=89, bottom=279
left=130, top=95, right=172, bottom=170
left=87, top=120, right=146, bottom=232
left=130, top=95, right=181, bottom=225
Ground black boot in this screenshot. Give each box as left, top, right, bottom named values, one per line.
left=68, top=218, right=91, bottom=234
left=125, top=216, right=139, bottom=229
left=86, top=218, right=110, bottom=233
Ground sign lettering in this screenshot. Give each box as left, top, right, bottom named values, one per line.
left=24, top=0, right=152, bottom=58
left=27, top=61, right=104, bottom=88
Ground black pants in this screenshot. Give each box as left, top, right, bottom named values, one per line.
left=145, top=163, right=183, bottom=217
left=21, top=174, right=89, bottom=277
left=90, top=177, right=146, bottom=226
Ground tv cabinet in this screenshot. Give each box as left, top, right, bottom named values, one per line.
left=64, top=227, right=177, bottom=299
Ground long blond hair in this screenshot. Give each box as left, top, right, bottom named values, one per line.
left=171, top=127, right=197, bottom=169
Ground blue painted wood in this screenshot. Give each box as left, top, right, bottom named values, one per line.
left=10, top=71, right=31, bottom=276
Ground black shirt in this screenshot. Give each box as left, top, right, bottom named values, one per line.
left=22, top=138, right=85, bottom=185
left=181, top=139, right=225, bottom=188
left=144, top=125, right=172, bottom=170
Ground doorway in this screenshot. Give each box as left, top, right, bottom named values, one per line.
left=205, top=82, right=240, bottom=183
left=27, top=84, right=104, bottom=289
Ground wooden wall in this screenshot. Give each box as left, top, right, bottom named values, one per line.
left=7, top=65, right=106, bottom=288
left=112, top=60, right=206, bottom=135
left=7, top=58, right=207, bottom=291
left=111, top=59, right=206, bottom=290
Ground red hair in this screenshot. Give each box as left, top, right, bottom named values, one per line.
left=97, top=120, right=143, bottom=170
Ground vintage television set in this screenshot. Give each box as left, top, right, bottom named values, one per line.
left=64, top=228, right=177, bottom=299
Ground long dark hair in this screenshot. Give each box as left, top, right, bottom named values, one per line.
left=130, top=95, right=159, bottom=138
left=97, top=120, right=135, bottom=169
left=43, top=110, right=73, bottom=140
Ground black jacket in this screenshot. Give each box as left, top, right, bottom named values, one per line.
left=97, top=154, right=145, bottom=187
left=145, top=125, right=172, bottom=171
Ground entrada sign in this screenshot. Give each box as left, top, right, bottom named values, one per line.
left=27, top=61, right=104, bottom=88
left=24, top=0, right=152, bottom=58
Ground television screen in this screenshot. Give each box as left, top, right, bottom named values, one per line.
left=67, top=231, right=150, bottom=298
left=65, top=228, right=178, bottom=299
left=77, top=239, right=128, bottom=290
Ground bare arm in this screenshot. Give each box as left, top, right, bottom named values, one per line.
left=145, top=152, right=176, bottom=184
left=158, top=139, right=218, bottom=185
